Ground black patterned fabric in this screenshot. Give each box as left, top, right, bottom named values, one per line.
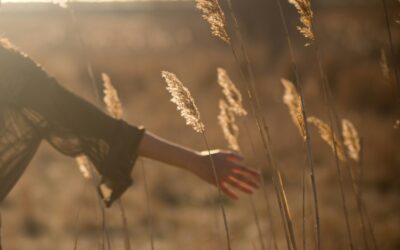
left=0, top=39, right=145, bottom=207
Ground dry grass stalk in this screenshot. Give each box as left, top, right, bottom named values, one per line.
left=217, top=68, right=247, bottom=116
left=288, top=0, right=315, bottom=45
left=281, top=78, right=306, bottom=140
left=102, top=73, right=123, bottom=120
left=308, top=116, right=346, bottom=161
left=162, top=71, right=205, bottom=133
left=380, top=49, right=390, bottom=81
left=0, top=211, right=2, bottom=250
left=218, top=99, right=240, bottom=152
left=195, top=0, right=231, bottom=44
left=162, top=71, right=232, bottom=248
left=342, top=119, right=361, bottom=162
left=101, top=73, right=133, bottom=250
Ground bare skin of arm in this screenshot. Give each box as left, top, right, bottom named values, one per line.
left=138, top=131, right=261, bottom=199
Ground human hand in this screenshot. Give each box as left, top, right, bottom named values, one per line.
left=193, top=150, right=261, bottom=199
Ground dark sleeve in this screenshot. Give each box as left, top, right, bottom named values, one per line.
left=0, top=39, right=145, bottom=207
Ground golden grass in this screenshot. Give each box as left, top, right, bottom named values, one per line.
left=342, top=119, right=360, bottom=162
left=308, top=116, right=346, bottom=162
left=217, top=68, right=247, bottom=117
left=102, top=73, right=123, bottom=120
left=281, top=78, right=306, bottom=141
left=195, top=0, right=231, bottom=44
left=162, top=71, right=205, bottom=133
left=218, top=99, right=240, bottom=152
left=288, top=0, right=314, bottom=45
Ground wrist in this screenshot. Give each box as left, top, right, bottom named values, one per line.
left=184, top=150, right=207, bottom=174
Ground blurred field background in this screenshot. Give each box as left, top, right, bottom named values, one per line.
left=0, top=0, right=399, bottom=249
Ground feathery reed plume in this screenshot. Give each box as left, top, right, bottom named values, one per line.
left=308, top=117, right=346, bottom=161
left=102, top=73, right=123, bottom=120
left=162, top=71, right=232, bottom=249
left=342, top=119, right=361, bottom=162
left=195, top=0, right=231, bottom=44
left=101, top=73, right=132, bottom=250
left=218, top=99, right=240, bottom=151
left=288, top=0, right=315, bottom=45
left=380, top=49, right=390, bottom=82
left=281, top=78, right=306, bottom=140
left=76, top=155, right=92, bottom=179
left=162, top=71, right=205, bottom=133
left=218, top=68, right=247, bottom=116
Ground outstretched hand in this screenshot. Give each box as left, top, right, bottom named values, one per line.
left=193, top=150, right=261, bottom=199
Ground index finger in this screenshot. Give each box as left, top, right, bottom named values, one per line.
left=233, top=166, right=261, bottom=179
left=226, top=152, right=244, bottom=162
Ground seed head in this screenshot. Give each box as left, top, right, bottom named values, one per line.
left=102, top=73, right=123, bottom=120
left=288, top=0, right=315, bottom=45
left=308, top=116, right=346, bottom=161
left=195, top=0, right=231, bottom=44
left=218, top=99, right=240, bottom=152
left=281, top=78, right=306, bottom=141
left=162, top=71, right=205, bottom=133
left=217, top=68, right=247, bottom=116
left=342, top=119, right=360, bottom=162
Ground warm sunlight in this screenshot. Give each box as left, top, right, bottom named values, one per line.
left=2, top=0, right=189, bottom=2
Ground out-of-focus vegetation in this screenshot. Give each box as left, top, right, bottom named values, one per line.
left=0, top=1, right=399, bottom=249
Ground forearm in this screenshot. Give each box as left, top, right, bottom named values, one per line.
left=137, top=130, right=261, bottom=198
left=138, top=131, right=204, bottom=172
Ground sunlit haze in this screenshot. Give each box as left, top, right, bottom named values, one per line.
left=2, top=0, right=189, bottom=3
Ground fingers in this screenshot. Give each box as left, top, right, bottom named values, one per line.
left=226, top=152, right=244, bottom=162
left=226, top=177, right=253, bottom=194
left=232, top=166, right=261, bottom=179
left=220, top=175, right=259, bottom=200
left=232, top=173, right=259, bottom=189
left=229, top=160, right=261, bottom=179
left=221, top=182, right=238, bottom=199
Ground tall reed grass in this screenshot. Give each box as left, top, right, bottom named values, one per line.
left=217, top=68, right=266, bottom=250
left=4, top=1, right=392, bottom=249
left=162, top=70, right=232, bottom=250
left=195, top=1, right=299, bottom=249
